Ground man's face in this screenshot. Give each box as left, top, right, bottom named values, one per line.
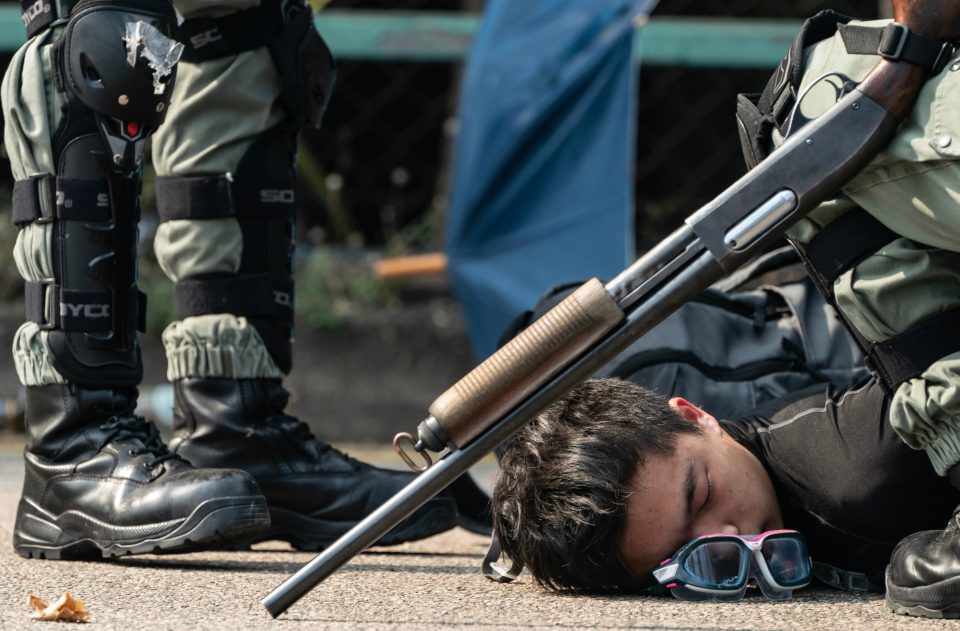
left=620, top=398, right=783, bottom=578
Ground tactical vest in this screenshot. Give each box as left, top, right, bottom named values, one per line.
left=736, top=10, right=960, bottom=394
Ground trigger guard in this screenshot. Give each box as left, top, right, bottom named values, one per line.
left=782, top=71, right=857, bottom=138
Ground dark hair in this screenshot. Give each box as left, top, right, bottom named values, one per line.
left=491, top=378, right=699, bottom=593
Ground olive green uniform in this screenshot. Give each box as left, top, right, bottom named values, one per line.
left=779, top=19, right=960, bottom=475
left=4, top=0, right=286, bottom=390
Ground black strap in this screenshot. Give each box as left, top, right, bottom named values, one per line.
left=869, top=308, right=960, bottom=391
left=21, top=0, right=77, bottom=38
left=155, top=175, right=234, bottom=221
left=785, top=206, right=960, bottom=393
left=738, top=14, right=956, bottom=170
left=13, top=176, right=111, bottom=226
left=155, top=174, right=296, bottom=221
left=12, top=176, right=55, bottom=226
left=24, top=281, right=50, bottom=328
left=801, top=207, right=898, bottom=295
left=174, top=274, right=294, bottom=325
left=177, top=0, right=285, bottom=63
left=736, top=10, right=855, bottom=167
left=812, top=562, right=872, bottom=592
left=24, top=282, right=146, bottom=333
left=481, top=531, right=523, bottom=583
left=840, top=23, right=956, bottom=74
left=759, top=10, right=854, bottom=132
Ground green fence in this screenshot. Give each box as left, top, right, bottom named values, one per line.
left=0, top=8, right=795, bottom=68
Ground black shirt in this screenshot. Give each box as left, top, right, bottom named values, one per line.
left=720, top=375, right=958, bottom=591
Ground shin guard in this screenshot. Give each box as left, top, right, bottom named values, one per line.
left=155, top=0, right=333, bottom=374
left=11, top=0, right=181, bottom=387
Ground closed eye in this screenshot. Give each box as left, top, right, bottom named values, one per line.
left=703, top=472, right=712, bottom=512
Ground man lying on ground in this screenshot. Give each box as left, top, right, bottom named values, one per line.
left=492, top=376, right=957, bottom=595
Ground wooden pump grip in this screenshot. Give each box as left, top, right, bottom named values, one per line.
left=425, top=278, right=624, bottom=449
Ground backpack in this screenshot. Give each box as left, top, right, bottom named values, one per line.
left=498, top=247, right=866, bottom=418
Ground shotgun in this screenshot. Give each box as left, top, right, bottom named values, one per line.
left=263, top=1, right=959, bottom=616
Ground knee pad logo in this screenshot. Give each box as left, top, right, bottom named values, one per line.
left=56, top=191, right=72, bottom=210
left=21, top=0, right=51, bottom=27
left=55, top=192, right=109, bottom=209
left=61, top=303, right=110, bottom=319
left=190, top=28, right=223, bottom=50
left=261, top=189, right=296, bottom=204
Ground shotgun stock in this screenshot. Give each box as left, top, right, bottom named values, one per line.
left=263, top=8, right=957, bottom=617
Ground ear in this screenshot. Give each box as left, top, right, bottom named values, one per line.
left=668, top=397, right=722, bottom=436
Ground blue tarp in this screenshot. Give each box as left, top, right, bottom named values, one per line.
left=445, top=0, right=655, bottom=358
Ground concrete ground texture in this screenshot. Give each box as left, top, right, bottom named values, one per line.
left=1, top=437, right=959, bottom=630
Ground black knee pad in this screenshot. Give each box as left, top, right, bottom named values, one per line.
left=12, top=0, right=180, bottom=387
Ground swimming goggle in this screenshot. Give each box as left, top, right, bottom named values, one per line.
left=652, top=529, right=811, bottom=601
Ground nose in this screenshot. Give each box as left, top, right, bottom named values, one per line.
left=695, top=523, right=739, bottom=537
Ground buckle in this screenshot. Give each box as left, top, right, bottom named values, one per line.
left=25, top=281, right=58, bottom=330
left=812, top=563, right=871, bottom=593
left=878, top=22, right=908, bottom=60
left=876, top=22, right=957, bottom=75
left=932, top=43, right=958, bottom=75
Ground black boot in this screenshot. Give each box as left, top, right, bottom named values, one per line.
left=14, top=384, right=270, bottom=559
left=886, top=466, right=960, bottom=618
left=169, top=377, right=465, bottom=549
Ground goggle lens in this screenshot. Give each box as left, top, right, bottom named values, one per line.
left=760, top=537, right=809, bottom=585
left=682, top=541, right=744, bottom=588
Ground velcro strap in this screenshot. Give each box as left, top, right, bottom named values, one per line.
left=178, top=1, right=284, bottom=63
left=869, top=308, right=960, bottom=391
left=25, top=282, right=146, bottom=333
left=25, top=283, right=111, bottom=332
left=24, top=281, right=50, bottom=327
left=58, top=288, right=113, bottom=333
left=13, top=176, right=111, bottom=226
left=156, top=175, right=234, bottom=221
left=803, top=207, right=898, bottom=293
left=155, top=174, right=296, bottom=221
left=12, top=176, right=55, bottom=226
left=840, top=22, right=956, bottom=74
left=174, top=274, right=293, bottom=324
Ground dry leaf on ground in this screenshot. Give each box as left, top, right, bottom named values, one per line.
left=28, top=592, right=90, bottom=623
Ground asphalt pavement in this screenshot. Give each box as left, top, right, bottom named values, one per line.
left=1, top=436, right=959, bottom=630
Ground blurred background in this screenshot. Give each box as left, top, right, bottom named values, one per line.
left=0, top=0, right=886, bottom=443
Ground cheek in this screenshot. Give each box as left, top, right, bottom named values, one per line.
left=716, top=470, right=761, bottom=525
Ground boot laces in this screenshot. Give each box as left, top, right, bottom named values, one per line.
left=261, top=412, right=362, bottom=469
left=98, top=415, right=180, bottom=469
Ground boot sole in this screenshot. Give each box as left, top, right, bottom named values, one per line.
left=232, top=503, right=456, bottom=551
left=14, top=496, right=270, bottom=560
left=885, top=567, right=960, bottom=619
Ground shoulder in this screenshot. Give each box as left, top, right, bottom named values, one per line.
left=802, top=19, right=960, bottom=166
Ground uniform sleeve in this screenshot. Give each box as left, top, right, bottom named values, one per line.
left=893, top=354, right=960, bottom=474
